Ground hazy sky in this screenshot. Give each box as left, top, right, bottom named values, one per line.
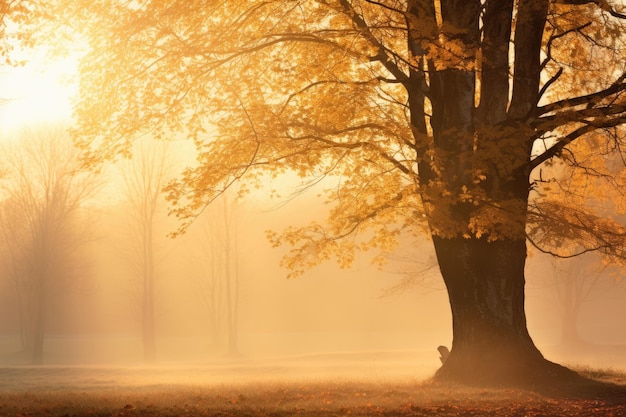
left=0, top=46, right=76, bottom=132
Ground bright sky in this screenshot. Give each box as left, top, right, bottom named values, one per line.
left=0, top=48, right=77, bottom=136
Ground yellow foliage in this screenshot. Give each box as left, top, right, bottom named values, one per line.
left=56, top=0, right=626, bottom=275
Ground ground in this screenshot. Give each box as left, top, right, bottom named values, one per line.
left=0, top=361, right=624, bottom=416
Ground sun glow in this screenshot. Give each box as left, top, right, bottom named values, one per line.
left=0, top=50, right=77, bottom=134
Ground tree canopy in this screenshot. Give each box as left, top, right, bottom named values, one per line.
left=64, top=1, right=626, bottom=270
left=61, top=0, right=626, bottom=385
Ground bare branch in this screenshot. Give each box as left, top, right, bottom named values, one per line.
left=554, top=0, right=626, bottom=19
left=337, top=0, right=409, bottom=82
left=527, top=201, right=626, bottom=260
left=283, top=124, right=413, bottom=175
left=534, top=72, right=626, bottom=117
left=526, top=233, right=601, bottom=258
left=534, top=103, right=626, bottom=134
left=534, top=67, right=564, bottom=109
left=531, top=115, right=626, bottom=169
left=540, top=22, right=592, bottom=73
left=364, top=0, right=406, bottom=15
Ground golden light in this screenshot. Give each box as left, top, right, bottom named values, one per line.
left=0, top=48, right=77, bottom=134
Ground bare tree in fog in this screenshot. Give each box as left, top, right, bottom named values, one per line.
left=381, top=238, right=441, bottom=298
left=548, top=253, right=620, bottom=346
left=0, top=127, right=99, bottom=364
left=187, top=192, right=240, bottom=356
left=527, top=149, right=626, bottom=346
left=119, top=138, right=174, bottom=363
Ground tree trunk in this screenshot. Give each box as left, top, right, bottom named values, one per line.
left=223, top=199, right=239, bottom=356
left=432, top=235, right=576, bottom=386
left=143, top=269, right=156, bottom=363
left=142, top=203, right=157, bottom=364
left=31, top=285, right=46, bottom=365
left=560, top=277, right=583, bottom=345
left=143, top=293, right=156, bottom=363
left=32, top=319, right=44, bottom=365
left=143, top=226, right=156, bottom=363
left=561, top=312, right=582, bottom=346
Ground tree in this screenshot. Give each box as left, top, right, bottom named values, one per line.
left=549, top=254, right=606, bottom=345
left=65, top=0, right=626, bottom=386
left=0, top=127, right=99, bottom=364
left=118, top=137, right=175, bottom=363
left=0, top=0, right=38, bottom=65
left=185, top=192, right=241, bottom=356
left=526, top=131, right=626, bottom=345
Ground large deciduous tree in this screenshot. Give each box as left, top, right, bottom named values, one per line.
left=65, top=0, right=626, bottom=386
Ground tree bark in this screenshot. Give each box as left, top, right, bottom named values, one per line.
left=432, top=236, right=576, bottom=385
left=403, top=0, right=582, bottom=386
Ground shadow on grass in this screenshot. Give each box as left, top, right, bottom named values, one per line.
left=551, top=367, right=626, bottom=403
left=0, top=366, right=624, bottom=416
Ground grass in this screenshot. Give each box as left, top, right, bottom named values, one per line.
left=0, top=366, right=624, bottom=416
left=576, top=366, right=626, bottom=384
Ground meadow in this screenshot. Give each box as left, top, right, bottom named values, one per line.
left=0, top=355, right=624, bottom=416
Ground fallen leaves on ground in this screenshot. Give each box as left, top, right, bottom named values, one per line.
left=0, top=377, right=625, bottom=417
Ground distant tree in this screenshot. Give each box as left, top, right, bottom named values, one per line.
left=118, top=137, right=174, bottom=363
left=526, top=135, right=626, bottom=345
left=186, top=192, right=241, bottom=356
left=0, top=127, right=99, bottom=364
left=66, top=0, right=626, bottom=386
left=380, top=237, right=441, bottom=297
left=549, top=255, right=603, bottom=345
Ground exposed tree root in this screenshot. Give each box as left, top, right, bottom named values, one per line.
left=434, top=351, right=586, bottom=391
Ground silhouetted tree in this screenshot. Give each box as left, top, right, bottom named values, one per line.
left=186, top=192, right=241, bottom=356
left=0, top=127, right=99, bottom=364
left=119, top=137, right=174, bottom=363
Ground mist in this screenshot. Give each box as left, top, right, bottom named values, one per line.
left=0, top=133, right=625, bottom=384
left=0, top=186, right=446, bottom=379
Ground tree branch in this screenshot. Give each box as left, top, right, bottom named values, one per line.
left=364, top=0, right=406, bottom=15
left=337, top=0, right=408, bottom=82
left=284, top=123, right=413, bottom=175
left=533, top=103, right=626, bottom=135
left=534, top=67, right=563, bottom=110
left=540, top=23, right=592, bottom=73
left=554, top=0, right=626, bottom=19
left=534, top=72, right=626, bottom=117
left=527, top=200, right=626, bottom=260
left=526, top=233, right=601, bottom=258
left=530, top=115, right=626, bottom=170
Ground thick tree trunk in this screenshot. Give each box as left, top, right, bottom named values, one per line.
left=432, top=235, right=576, bottom=386
left=405, top=0, right=581, bottom=387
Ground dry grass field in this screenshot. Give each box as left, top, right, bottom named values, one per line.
left=0, top=362, right=624, bottom=416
